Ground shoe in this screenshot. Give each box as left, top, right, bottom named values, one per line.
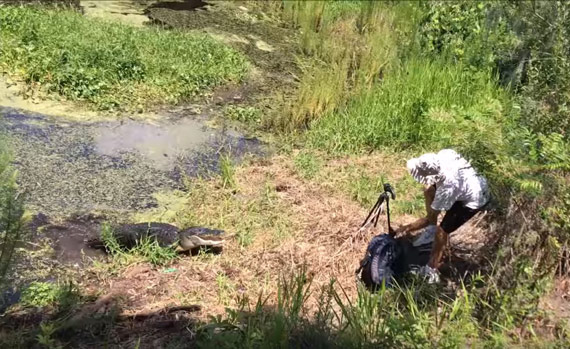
left=178, top=227, right=225, bottom=250
left=418, top=265, right=440, bottom=284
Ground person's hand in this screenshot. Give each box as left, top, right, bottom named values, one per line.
left=393, top=224, right=409, bottom=237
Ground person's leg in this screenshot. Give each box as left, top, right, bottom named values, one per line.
left=429, top=202, right=479, bottom=269
left=428, top=226, right=447, bottom=269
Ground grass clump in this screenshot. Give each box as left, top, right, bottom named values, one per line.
left=20, top=281, right=79, bottom=309
left=0, top=6, right=249, bottom=112
left=219, top=154, right=237, bottom=190
left=308, top=58, right=507, bottom=154
left=293, top=151, right=321, bottom=179
left=196, top=268, right=569, bottom=348
left=100, top=223, right=178, bottom=266
left=271, top=1, right=399, bottom=130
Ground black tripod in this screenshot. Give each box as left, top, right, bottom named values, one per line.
left=360, top=183, right=396, bottom=235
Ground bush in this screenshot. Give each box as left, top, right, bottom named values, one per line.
left=417, top=1, right=570, bottom=139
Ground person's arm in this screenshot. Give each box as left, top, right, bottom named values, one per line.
left=395, top=185, right=439, bottom=238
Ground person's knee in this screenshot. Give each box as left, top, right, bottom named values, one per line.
left=435, top=226, right=448, bottom=239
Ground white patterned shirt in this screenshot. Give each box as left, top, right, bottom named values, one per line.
left=430, top=149, right=490, bottom=211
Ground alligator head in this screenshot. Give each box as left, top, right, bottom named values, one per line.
left=177, top=227, right=225, bottom=251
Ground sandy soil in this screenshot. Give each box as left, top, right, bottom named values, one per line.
left=81, top=0, right=152, bottom=27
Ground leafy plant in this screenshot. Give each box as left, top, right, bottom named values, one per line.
left=0, top=6, right=249, bottom=112
left=36, top=322, right=61, bottom=349
left=224, top=106, right=261, bottom=124
left=20, top=281, right=60, bottom=308
left=19, top=280, right=80, bottom=310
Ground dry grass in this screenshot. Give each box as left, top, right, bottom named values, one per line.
left=76, top=152, right=491, bottom=322
left=85, top=154, right=374, bottom=318
left=1, top=152, right=506, bottom=349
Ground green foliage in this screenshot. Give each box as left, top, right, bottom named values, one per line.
left=20, top=280, right=79, bottom=310
left=195, top=267, right=568, bottom=348
left=37, top=321, right=61, bottom=349
left=272, top=1, right=399, bottom=130
left=0, top=6, right=249, bottom=112
left=219, top=154, right=237, bottom=190
left=293, top=151, right=321, bottom=179
left=419, top=2, right=488, bottom=58
left=236, top=228, right=254, bottom=248
left=215, top=272, right=235, bottom=307
left=545, top=190, right=570, bottom=235
left=224, top=106, right=261, bottom=124
left=0, top=139, right=24, bottom=286
left=506, top=1, right=570, bottom=137
left=100, top=223, right=178, bottom=266
left=309, top=58, right=506, bottom=154
left=522, top=130, right=570, bottom=171
left=348, top=173, right=383, bottom=208
left=417, top=1, right=570, bottom=139
left=20, top=281, right=60, bottom=307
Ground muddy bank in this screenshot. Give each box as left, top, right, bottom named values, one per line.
left=0, top=107, right=265, bottom=216
left=145, top=1, right=299, bottom=91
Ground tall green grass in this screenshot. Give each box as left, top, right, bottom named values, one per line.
left=0, top=6, right=249, bottom=112
left=195, top=268, right=569, bottom=348
left=271, top=1, right=399, bottom=130
left=308, top=58, right=508, bottom=154
left=0, top=136, right=24, bottom=287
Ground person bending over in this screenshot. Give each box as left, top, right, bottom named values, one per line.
left=394, top=149, right=490, bottom=280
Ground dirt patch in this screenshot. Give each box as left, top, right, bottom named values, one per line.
left=80, top=0, right=152, bottom=27
left=73, top=155, right=493, bottom=318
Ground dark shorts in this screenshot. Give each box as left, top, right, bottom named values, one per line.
left=440, top=201, right=487, bottom=234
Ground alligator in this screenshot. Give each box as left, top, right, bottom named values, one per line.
left=87, top=222, right=225, bottom=252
